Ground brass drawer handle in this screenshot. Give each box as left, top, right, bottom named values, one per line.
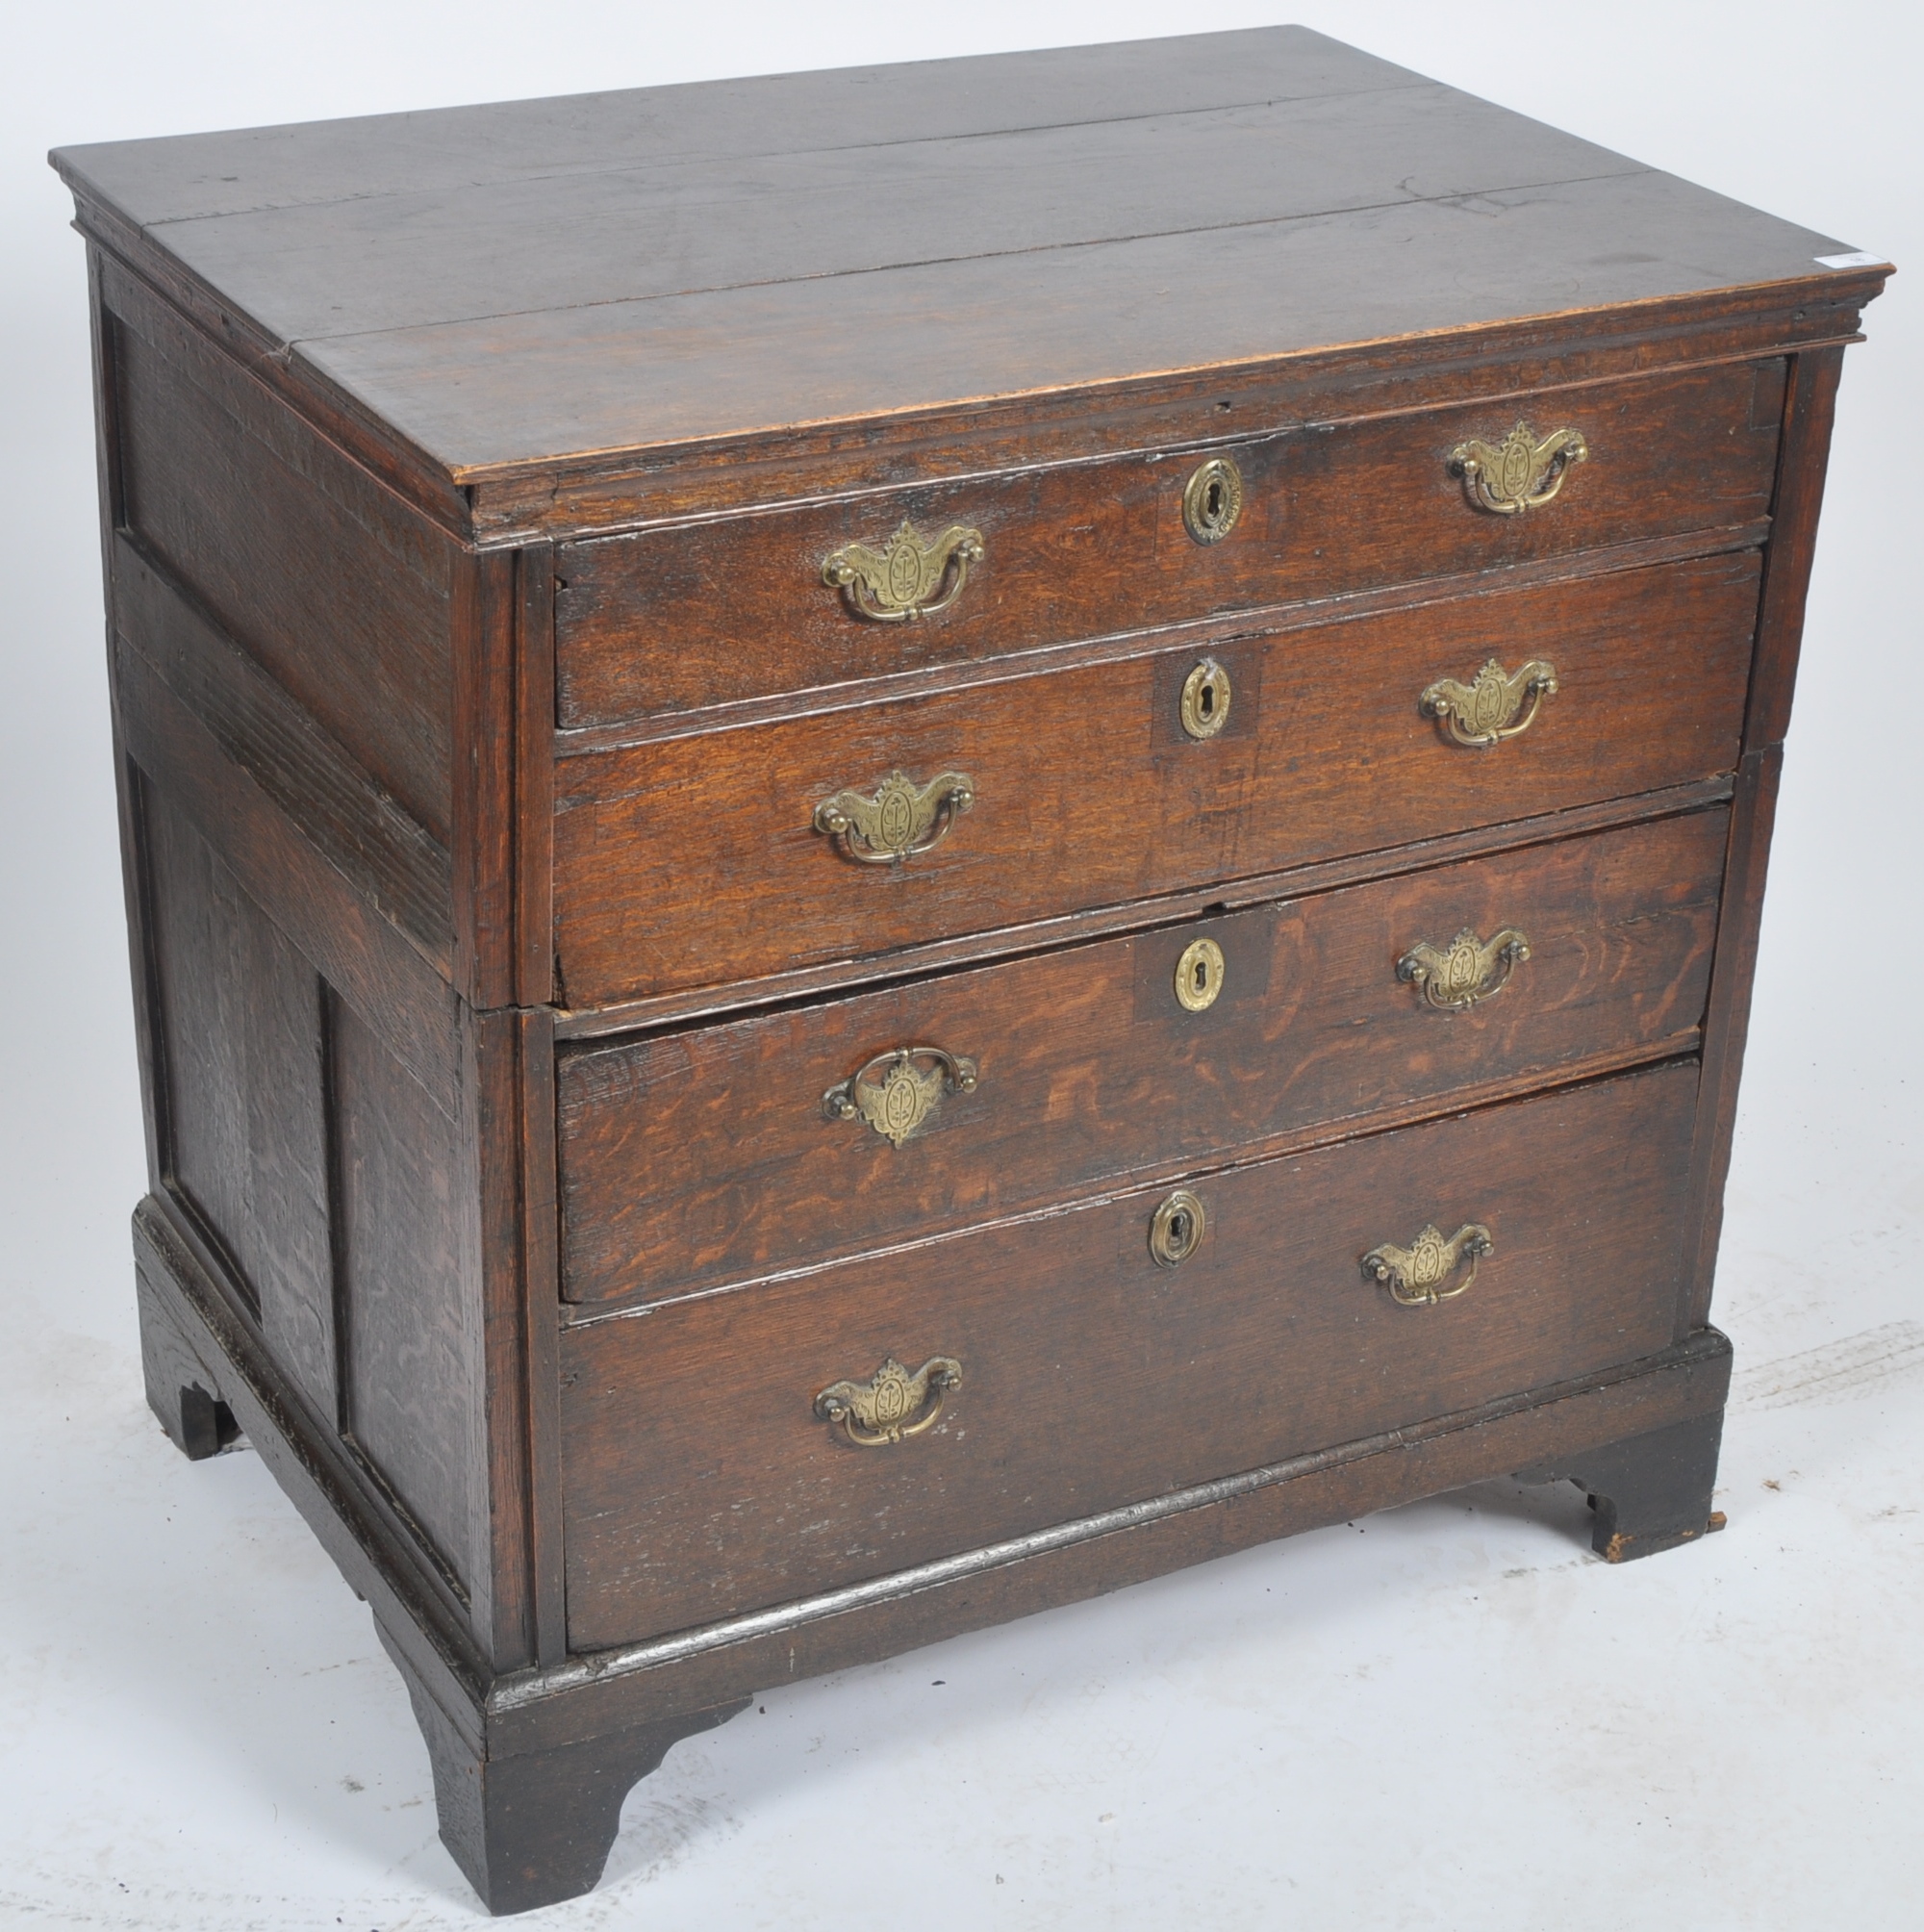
left=1362, top=1223, right=1492, bottom=1307
left=815, top=1355, right=963, bottom=1446
left=1420, top=657, right=1557, bottom=749
left=823, top=520, right=985, bottom=622
left=1398, top=926, right=1530, bottom=1011
left=823, top=1046, right=978, bottom=1147
left=1448, top=421, right=1588, bottom=515
left=813, top=768, right=975, bottom=864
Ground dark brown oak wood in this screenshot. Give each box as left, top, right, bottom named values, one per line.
left=1676, top=333, right=1852, bottom=1335
left=519, top=1335, right=1735, bottom=1755
left=110, top=291, right=458, bottom=842
left=88, top=232, right=477, bottom=541
left=102, top=80, right=1651, bottom=348
left=451, top=550, right=521, bottom=1010
left=99, top=253, right=537, bottom=1011
left=384, top=1624, right=747, bottom=1917
left=555, top=360, right=1781, bottom=731
left=138, top=1246, right=240, bottom=1461
left=560, top=809, right=1725, bottom=1308
left=133, top=1197, right=494, bottom=1717
left=52, top=28, right=1885, bottom=542
left=555, top=551, right=1759, bottom=1008
left=113, top=640, right=462, bottom=1119
left=1681, top=744, right=1785, bottom=1335
left=514, top=547, right=557, bottom=1009
left=516, top=1011, right=567, bottom=1669
left=1744, top=344, right=1847, bottom=750
left=465, top=1004, right=548, bottom=1668
left=136, top=1159, right=1730, bottom=1889
left=290, top=175, right=1865, bottom=492
left=551, top=775, right=1738, bottom=1039
left=94, top=250, right=173, bottom=1203
left=559, top=521, right=1771, bottom=760
left=113, top=534, right=454, bottom=972
left=475, top=302, right=1868, bottom=548
left=560, top=1061, right=1697, bottom=1649
left=62, top=29, right=1881, bottom=1914
left=55, top=30, right=1432, bottom=229
left=1520, top=1411, right=1727, bottom=1563
left=142, top=781, right=336, bottom=1401
left=333, top=996, right=479, bottom=1606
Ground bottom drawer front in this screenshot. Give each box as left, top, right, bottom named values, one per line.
left=560, top=1059, right=1696, bottom=1651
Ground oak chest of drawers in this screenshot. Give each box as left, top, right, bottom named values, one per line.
left=54, top=27, right=1886, bottom=1914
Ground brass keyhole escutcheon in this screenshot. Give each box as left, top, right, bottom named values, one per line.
left=1179, top=658, right=1232, bottom=740
left=1175, top=937, right=1226, bottom=1012
left=1181, top=456, right=1244, bottom=545
left=1149, top=1188, right=1207, bottom=1267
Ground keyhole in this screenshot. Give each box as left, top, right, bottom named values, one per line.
left=1179, top=659, right=1231, bottom=741
left=1151, top=1187, right=1207, bottom=1266
left=1182, top=457, right=1243, bottom=545
left=1174, top=936, right=1226, bottom=1011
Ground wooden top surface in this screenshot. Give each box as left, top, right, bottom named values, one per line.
left=53, top=27, right=1875, bottom=481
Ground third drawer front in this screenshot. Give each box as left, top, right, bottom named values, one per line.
left=560, top=1059, right=1698, bottom=1651
left=558, top=807, right=1727, bottom=1307
left=553, top=549, right=1757, bottom=1009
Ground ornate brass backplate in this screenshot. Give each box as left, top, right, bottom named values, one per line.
left=813, top=768, right=975, bottom=863
left=1181, top=456, right=1244, bottom=544
left=822, top=521, right=985, bottom=622
left=1448, top=421, right=1589, bottom=515
left=1149, top=1188, right=1207, bottom=1266
left=1398, top=926, right=1531, bottom=1011
left=823, top=1046, right=978, bottom=1147
left=1178, top=657, right=1232, bottom=739
left=1420, top=657, right=1558, bottom=749
left=1362, top=1222, right=1492, bottom=1307
left=815, top=1355, right=963, bottom=1446
left=1174, top=937, right=1226, bottom=1012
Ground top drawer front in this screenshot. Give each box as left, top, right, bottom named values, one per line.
left=555, top=360, right=1784, bottom=730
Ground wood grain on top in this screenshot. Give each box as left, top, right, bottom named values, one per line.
left=52, top=27, right=1869, bottom=477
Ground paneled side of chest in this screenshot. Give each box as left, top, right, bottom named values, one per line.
left=92, top=228, right=1867, bottom=1913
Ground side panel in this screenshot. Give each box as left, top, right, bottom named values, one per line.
left=333, top=997, right=481, bottom=1603
left=111, top=296, right=457, bottom=843
left=130, top=757, right=493, bottom=1631
left=1681, top=343, right=1850, bottom=1331
left=142, top=778, right=336, bottom=1416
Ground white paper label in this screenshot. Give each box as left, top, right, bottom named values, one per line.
left=1814, top=250, right=1884, bottom=269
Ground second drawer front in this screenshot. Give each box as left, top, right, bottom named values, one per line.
left=560, top=1060, right=1698, bottom=1651
left=554, top=549, right=1757, bottom=1008
left=559, top=807, right=1726, bottom=1307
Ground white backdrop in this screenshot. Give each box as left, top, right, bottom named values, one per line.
left=3, top=6, right=1920, bottom=1927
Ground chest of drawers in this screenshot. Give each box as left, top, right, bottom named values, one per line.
left=54, top=27, right=1886, bottom=1914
